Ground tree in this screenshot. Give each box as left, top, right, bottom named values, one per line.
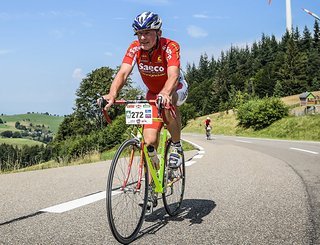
left=71, top=66, right=143, bottom=135
left=1, top=131, right=13, bottom=138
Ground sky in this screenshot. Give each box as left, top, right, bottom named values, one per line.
left=1, top=0, right=320, bottom=116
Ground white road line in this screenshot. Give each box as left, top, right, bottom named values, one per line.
left=185, top=160, right=196, bottom=166
left=41, top=138, right=204, bottom=214
left=194, top=154, right=204, bottom=159
left=198, top=150, right=205, bottom=154
left=182, top=138, right=204, bottom=151
left=235, top=140, right=252, bottom=144
left=290, top=147, right=319, bottom=155
left=40, top=191, right=106, bottom=213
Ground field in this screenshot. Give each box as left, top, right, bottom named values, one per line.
left=0, top=138, right=44, bottom=147
left=281, top=90, right=320, bottom=106
left=0, top=113, right=64, bottom=134
left=0, top=113, right=64, bottom=146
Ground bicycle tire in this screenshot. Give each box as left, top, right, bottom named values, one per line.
left=162, top=139, right=186, bottom=216
left=106, top=138, right=149, bottom=244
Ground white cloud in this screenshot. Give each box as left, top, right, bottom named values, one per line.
left=72, top=68, right=85, bottom=81
left=104, top=52, right=113, bottom=56
left=187, top=25, right=208, bottom=38
left=0, top=49, right=12, bottom=55
left=193, top=14, right=210, bottom=19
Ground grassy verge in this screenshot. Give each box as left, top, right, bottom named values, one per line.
left=2, top=139, right=196, bottom=174
left=183, top=112, right=320, bottom=141
left=5, top=152, right=102, bottom=174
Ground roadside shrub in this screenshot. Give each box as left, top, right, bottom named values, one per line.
left=237, top=97, right=289, bottom=130
left=51, top=115, right=127, bottom=163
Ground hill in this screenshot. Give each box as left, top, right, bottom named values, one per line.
left=0, top=113, right=64, bottom=146
left=0, top=113, right=64, bottom=134
left=183, top=91, right=320, bottom=142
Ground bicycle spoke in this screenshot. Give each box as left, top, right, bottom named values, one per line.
left=162, top=140, right=185, bottom=216
left=106, top=139, right=148, bottom=244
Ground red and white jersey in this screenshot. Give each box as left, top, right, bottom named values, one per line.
left=122, top=37, right=180, bottom=94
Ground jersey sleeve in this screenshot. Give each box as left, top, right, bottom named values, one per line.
left=165, top=41, right=180, bottom=67
left=122, top=41, right=140, bottom=66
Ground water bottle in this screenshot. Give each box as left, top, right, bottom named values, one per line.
left=147, top=146, right=159, bottom=170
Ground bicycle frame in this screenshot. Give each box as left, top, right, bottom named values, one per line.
left=141, top=124, right=168, bottom=193
left=101, top=99, right=168, bottom=194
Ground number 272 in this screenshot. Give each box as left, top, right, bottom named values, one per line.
left=131, top=112, right=143, bottom=118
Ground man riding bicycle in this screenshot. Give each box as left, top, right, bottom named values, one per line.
left=101, top=11, right=188, bottom=168
left=205, top=117, right=211, bottom=139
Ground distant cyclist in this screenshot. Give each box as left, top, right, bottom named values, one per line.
left=205, top=117, right=211, bottom=140
left=100, top=11, right=188, bottom=168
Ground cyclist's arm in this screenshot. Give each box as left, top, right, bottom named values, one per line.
left=159, top=66, right=179, bottom=104
left=103, top=63, right=133, bottom=108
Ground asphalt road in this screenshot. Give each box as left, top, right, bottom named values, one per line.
left=0, top=134, right=319, bottom=245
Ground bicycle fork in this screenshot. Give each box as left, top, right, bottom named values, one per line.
left=121, top=142, right=144, bottom=194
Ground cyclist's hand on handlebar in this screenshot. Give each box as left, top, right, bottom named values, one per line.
left=157, top=92, right=172, bottom=108
left=97, top=94, right=115, bottom=110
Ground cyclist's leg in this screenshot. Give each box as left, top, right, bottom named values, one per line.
left=165, top=92, right=181, bottom=143
left=166, top=77, right=188, bottom=142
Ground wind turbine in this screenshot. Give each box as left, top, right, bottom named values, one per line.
left=302, top=8, right=320, bottom=21
left=269, top=0, right=293, bottom=33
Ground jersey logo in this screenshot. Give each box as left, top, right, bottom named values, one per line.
left=157, top=55, right=162, bottom=63
left=138, top=63, right=165, bottom=73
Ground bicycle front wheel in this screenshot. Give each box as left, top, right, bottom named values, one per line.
left=106, top=139, right=149, bottom=244
left=162, top=139, right=186, bottom=216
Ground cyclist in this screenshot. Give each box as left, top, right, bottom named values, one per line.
left=101, top=11, right=188, bottom=169
left=205, top=117, right=211, bottom=139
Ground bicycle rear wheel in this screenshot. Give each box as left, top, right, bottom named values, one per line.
left=162, top=139, right=185, bottom=216
left=106, top=138, right=149, bottom=244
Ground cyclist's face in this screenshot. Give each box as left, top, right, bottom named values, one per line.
left=136, top=30, right=159, bottom=50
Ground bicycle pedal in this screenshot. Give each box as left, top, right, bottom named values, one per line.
left=145, top=201, right=154, bottom=214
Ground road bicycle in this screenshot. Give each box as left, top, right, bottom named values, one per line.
left=205, top=125, right=211, bottom=140
left=99, top=97, right=186, bottom=244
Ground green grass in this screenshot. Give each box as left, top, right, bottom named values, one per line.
left=246, top=115, right=320, bottom=141
left=183, top=111, right=239, bottom=135
left=0, top=138, right=44, bottom=147
left=0, top=113, right=64, bottom=134
left=183, top=111, right=320, bottom=141
left=0, top=124, right=20, bottom=133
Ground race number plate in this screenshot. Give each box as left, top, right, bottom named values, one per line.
left=125, top=103, right=153, bottom=124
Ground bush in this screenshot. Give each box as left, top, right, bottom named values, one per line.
left=237, top=97, right=289, bottom=130
left=180, top=103, right=197, bottom=127
left=1, top=130, right=13, bottom=138
left=51, top=115, right=127, bottom=163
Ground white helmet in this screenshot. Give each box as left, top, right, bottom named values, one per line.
left=132, top=11, right=162, bottom=32
left=207, top=117, right=210, bottom=120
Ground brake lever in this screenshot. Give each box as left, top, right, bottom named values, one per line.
left=98, top=97, right=112, bottom=124
left=156, top=95, right=164, bottom=118
left=98, top=97, right=107, bottom=109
